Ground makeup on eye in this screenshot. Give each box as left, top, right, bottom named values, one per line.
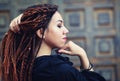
left=56, top=20, right=64, bottom=28
left=57, top=23, right=62, bottom=28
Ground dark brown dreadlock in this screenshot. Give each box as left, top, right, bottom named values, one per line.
left=0, top=4, right=58, bottom=81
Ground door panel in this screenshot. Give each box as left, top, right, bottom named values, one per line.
left=63, top=0, right=119, bottom=81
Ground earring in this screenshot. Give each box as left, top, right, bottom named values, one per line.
left=28, top=47, right=31, bottom=51
left=43, top=35, right=45, bottom=38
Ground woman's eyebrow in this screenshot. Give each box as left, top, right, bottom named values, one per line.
left=56, top=20, right=63, bottom=23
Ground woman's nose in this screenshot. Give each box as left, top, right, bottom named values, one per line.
left=63, top=26, right=69, bottom=34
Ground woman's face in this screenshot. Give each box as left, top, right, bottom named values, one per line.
left=44, top=11, right=69, bottom=48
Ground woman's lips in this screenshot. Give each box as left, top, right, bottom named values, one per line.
left=63, top=37, right=67, bottom=41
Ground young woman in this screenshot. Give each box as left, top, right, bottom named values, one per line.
left=0, top=4, right=106, bottom=81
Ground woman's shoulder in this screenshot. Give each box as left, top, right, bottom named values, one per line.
left=33, top=55, right=73, bottom=70
left=32, top=55, right=74, bottom=77
left=35, top=55, right=72, bottom=64
left=33, top=55, right=106, bottom=81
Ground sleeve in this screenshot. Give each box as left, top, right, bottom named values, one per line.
left=55, top=64, right=106, bottom=81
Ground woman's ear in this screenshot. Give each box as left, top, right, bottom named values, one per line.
left=36, top=29, right=44, bottom=38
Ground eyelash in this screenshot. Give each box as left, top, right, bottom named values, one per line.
left=57, top=24, right=62, bottom=28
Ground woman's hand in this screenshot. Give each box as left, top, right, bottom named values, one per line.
left=9, top=14, right=23, bottom=33
left=58, top=41, right=93, bottom=70
left=58, top=41, right=86, bottom=56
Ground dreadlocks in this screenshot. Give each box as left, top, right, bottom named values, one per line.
left=0, top=4, right=58, bottom=81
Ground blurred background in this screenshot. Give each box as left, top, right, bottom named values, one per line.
left=0, top=0, right=120, bottom=81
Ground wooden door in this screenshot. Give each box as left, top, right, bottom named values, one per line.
left=61, top=0, right=120, bottom=81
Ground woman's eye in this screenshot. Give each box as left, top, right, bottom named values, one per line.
left=57, top=24, right=62, bottom=28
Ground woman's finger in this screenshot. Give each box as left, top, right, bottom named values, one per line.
left=58, top=49, right=72, bottom=54
left=9, top=14, right=23, bottom=32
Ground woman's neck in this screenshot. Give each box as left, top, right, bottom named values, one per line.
left=37, top=41, right=52, bottom=57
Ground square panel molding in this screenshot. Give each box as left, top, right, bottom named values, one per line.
left=0, top=10, right=10, bottom=31
left=94, top=8, right=114, bottom=29
left=95, top=37, right=114, bottom=57
left=65, top=9, right=85, bottom=31
left=96, top=65, right=116, bottom=81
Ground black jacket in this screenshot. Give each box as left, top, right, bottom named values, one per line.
left=32, top=55, right=106, bottom=81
